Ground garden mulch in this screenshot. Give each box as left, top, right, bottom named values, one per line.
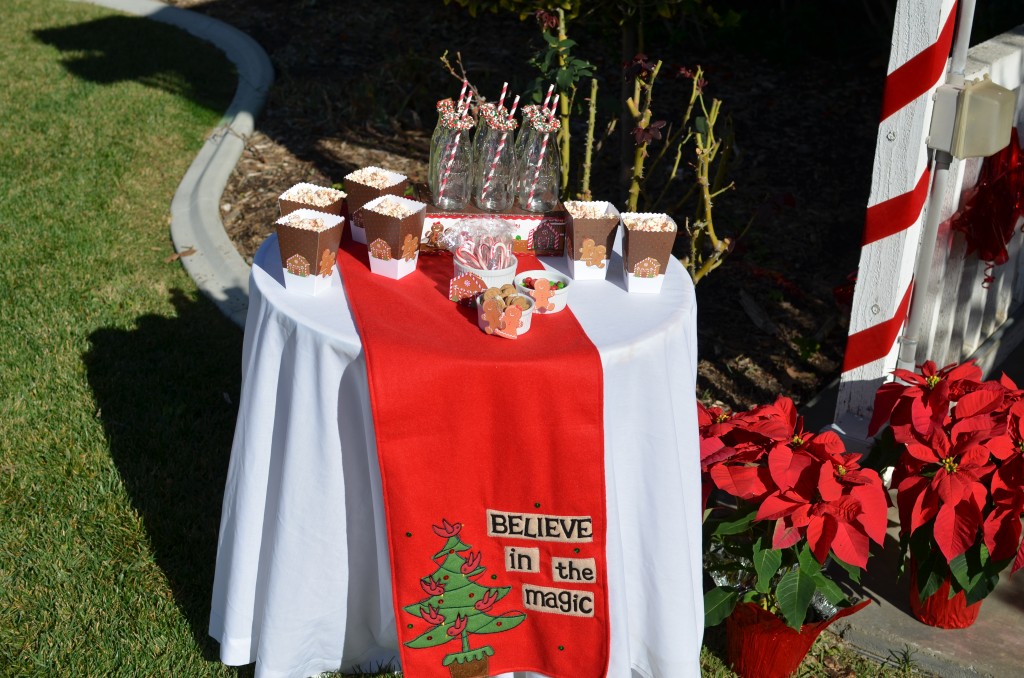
left=167, top=0, right=893, bottom=414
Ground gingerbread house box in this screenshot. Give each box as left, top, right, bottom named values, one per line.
left=360, top=195, right=426, bottom=279
left=275, top=209, right=345, bottom=295
left=344, top=166, right=409, bottom=244
left=563, top=200, right=621, bottom=280
left=620, top=212, right=678, bottom=294
left=421, top=201, right=567, bottom=256
left=278, top=182, right=346, bottom=219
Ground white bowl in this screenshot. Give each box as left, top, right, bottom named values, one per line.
left=475, top=293, right=535, bottom=337
left=514, top=269, right=571, bottom=314
left=454, top=255, right=518, bottom=290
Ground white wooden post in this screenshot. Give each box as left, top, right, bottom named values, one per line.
left=833, top=0, right=958, bottom=445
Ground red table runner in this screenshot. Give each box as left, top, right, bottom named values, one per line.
left=337, top=235, right=610, bottom=678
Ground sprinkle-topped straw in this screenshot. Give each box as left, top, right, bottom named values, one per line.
left=526, top=94, right=560, bottom=209
left=481, top=94, right=520, bottom=201
left=437, top=92, right=474, bottom=204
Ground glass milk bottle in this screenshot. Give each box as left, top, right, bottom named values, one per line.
left=429, top=111, right=475, bottom=210
left=516, top=115, right=560, bottom=213
left=473, top=107, right=518, bottom=212
left=428, top=98, right=456, bottom=199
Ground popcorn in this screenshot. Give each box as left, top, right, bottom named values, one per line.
left=367, top=197, right=415, bottom=219
left=280, top=184, right=346, bottom=207
left=623, top=213, right=676, bottom=232
left=282, top=213, right=328, bottom=231
left=345, top=166, right=404, bottom=189
left=564, top=201, right=610, bottom=220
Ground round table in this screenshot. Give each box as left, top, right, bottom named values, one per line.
left=209, top=233, right=703, bottom=678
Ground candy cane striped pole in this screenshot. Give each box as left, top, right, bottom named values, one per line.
left=833, top=0, right=959, bottom=444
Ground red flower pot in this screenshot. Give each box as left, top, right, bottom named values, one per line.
left=908, top=563, right=982, bottom=629
left=725, top=600, right=870, bottom=678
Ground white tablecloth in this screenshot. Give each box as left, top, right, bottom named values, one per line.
left=209, top=233, right=703, bottom=678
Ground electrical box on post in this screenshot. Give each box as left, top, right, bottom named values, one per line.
left=928, top=75, right=1016, bottom=159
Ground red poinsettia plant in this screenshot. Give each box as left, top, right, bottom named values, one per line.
left=869, top=359, right=1024, bottom=606
left=701, top=396, right=889, bottom=630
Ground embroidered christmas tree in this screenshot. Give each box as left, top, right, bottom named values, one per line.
left=403, top=518, right=526, bottom=676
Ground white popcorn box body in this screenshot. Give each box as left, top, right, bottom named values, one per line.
left=565, top=252, right=611, bottom=281
left=369, top=252, right=419, bottom=280
left=283, top=265, right=338, bottom=295
left=624, top=270, right=666, bottom=294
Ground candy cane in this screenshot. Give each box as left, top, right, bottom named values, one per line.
left=455, top=241, right=483, bottom=269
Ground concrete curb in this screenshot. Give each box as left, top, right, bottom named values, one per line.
left=78, top=0, right=271, bottom=328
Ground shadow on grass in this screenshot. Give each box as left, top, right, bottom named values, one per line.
left=33, top=13, right=235, bottom=115
left=83, top=289, right=248, bottom=671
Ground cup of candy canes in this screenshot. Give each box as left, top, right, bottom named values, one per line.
left=514, top=270, right=571, bottom=314
left=448, top=217, right=518, bottom=289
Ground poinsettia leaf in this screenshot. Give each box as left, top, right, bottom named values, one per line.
left=752, top=537, right=783, bottom=593
left=796, top=542, right=823, bottom=576
left=829, top=520, right=871, bottom=569
left=948, top=551, right=978, bottom=592
left=913, top=551, right=947, bottom=602
left=776, top=567, right=816, bottom=630
left=711, top=504, right=758, bottom=536
left=869, top=382, right=908, bottom=436
left=703, top=587, right=739, bottom=627
left=829, top=553, right=862, bottom=584
left=709, top=464, right=772, bottom=500
left=806, top=514, right=837, bottom=565
left=954, top=389, right=1003, bottom=418
left=934, top=500, right=982, bottom=563
left=812, top=571, right=850, bottom=607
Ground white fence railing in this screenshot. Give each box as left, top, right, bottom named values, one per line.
left=833, top=4, right=1024, bottom=445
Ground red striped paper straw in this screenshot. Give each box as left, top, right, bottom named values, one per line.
left=547, top=93, right=559, bottom=120
left=438, top=95, right=473, bottom=203
left=457, top=80, right=468, bottom=112
left=526, top=129, right=551, bottom=209
left=541, top=84, right=554, bottom=112
left=481, top=94, right=520, bottom=201
left=497, top=81, right=508, bottom=111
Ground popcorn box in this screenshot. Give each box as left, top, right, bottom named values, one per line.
left=563, top=200, right=620, bottom=280
left=344, top=166, right=409, bottom=210
left=278, top=182, right=346, bottom=218
left=360, top=195, right=426, bottom=280
left=275, top=209, right=345, bottom=295
left=620, top=212, right=678, bottom=294
left=344, top=167, right=409, bottom=244
left=421, top=201, right=568, bottom=256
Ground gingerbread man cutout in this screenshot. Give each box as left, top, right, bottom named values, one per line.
left=495, top=305, right=523, bottom=339
left=530, top=278, right=555, bottom=312
left=319, top=248, right=336, bottom=277
left=482, top=298, right=502, bottom=334
left=401, top=233, right=418, bottom=261
left=427, top=222, right=444, bottom=248
left=579, top=238, right=606, bottom=269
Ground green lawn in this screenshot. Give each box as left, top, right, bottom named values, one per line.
left=0, top=0, right=243, bottom=674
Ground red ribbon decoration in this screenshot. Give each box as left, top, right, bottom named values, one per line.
left=950, top=127, right=1024, bottom=285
